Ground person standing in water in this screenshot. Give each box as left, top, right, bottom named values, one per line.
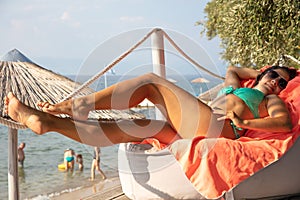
left=76, top=154, right=84, bottom=171
left=18, top=142, right=26, bottom=168
left=64, top=148, right=75, bottom=171
left=90, top=147, right=106, bottom=180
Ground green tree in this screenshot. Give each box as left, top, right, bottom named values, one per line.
left=198, top=0, right=300, bottom=68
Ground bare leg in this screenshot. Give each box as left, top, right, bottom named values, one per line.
left=5, top=92, right=181, bottom=146
left=70, top=160, right=74, bottom=171
left=64, top=160, right=69, bottom=171
left=90, top=159, right=96, bottom=180
left=97, top=167, right=106, bottom=180
left=38, top=73, right=218, bottom=138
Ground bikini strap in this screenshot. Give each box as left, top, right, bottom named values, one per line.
left=230, top=121, right=243, bottom=139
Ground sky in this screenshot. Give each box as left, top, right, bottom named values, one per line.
left=0, top=0, right=227, bottom=76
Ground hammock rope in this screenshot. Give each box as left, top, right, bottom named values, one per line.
left=162, top=31, right=225, bottom=80
left=284, top=55, right=300, bottom=65
left=274, top=54, right=300, bottom=66
left=61, top=29, right=156, bottom=101
left=62, top=28, right=226, bottom=101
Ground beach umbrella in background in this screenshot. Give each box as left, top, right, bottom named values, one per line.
left=191, top=77, right=209, bottom=83
left=191, top=77, right=210, bottom=95
left=0, top=49, right=144, bottom=200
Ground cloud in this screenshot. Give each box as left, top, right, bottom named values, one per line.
left=10, top=19, right=24, bottom=30
left=59, top=11, right=80, bottom=28
left=70, top=21, right=81, bottom=28
left=23, top=4, right=35, bottom=12
left=61, top=11, right=71, bottom=21
left=119, top=16, right=144, bottom=23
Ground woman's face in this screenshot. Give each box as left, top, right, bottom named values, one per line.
left=257, top=69, right=290, bottom=95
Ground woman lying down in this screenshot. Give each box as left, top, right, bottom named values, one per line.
left=4, top=65, right=297, bottom=147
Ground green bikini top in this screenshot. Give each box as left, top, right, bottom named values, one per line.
left=218, top=86, right=265, bottom=118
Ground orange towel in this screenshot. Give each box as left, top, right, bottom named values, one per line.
left=142, top=69, right=300, bottom=199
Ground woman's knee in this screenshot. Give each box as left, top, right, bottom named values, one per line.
left=129, top=73, right=161, bottom=94
left=140, top=73, right=161, bottom=84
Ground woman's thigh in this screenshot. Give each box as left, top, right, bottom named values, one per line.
left=143, top=74, right=214, bottom=139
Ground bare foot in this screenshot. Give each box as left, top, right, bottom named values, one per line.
left=37, top=98, right=91, bottom=121
left=5, top=92, right=49, bottom=134
left=37, top=101, right=62, bottom=115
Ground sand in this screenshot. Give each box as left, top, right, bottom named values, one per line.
left=49, top=176, right=129, bottom=200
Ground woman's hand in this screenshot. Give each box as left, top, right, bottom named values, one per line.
left=217, top=111, right=244, bottom=128
left=224, top=66, right=260, bottom=88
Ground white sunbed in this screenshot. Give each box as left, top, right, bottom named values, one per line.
left=118, top=136, right=300, bottom=200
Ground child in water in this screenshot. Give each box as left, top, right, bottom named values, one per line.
left=63, top=148, right=75, bottom=171
left=76, top=154, right=84, bottom=171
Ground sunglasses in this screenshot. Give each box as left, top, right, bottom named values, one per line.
left=267, top=70, right=288, bottom=90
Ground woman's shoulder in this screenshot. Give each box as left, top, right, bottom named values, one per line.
left=265, top=94, right=284, bottom=104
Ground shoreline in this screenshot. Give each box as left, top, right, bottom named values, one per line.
left=28, top=175, right=129, bottom=200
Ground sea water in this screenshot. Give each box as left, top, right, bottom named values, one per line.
left=0, top=127, right=121, bottom=199
left=0, top=74, right=222, bottom=199
left=0, top=109, right=157, bottom=200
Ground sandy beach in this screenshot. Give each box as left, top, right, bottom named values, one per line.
left=50, top=176, right=129, bottom=200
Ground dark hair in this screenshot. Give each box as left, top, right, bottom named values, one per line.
left=253, top=66, right=297, bottom=86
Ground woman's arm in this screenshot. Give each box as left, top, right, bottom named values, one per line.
left=224, top=66, right=260, bottom=88
left=227, top=95, right=293, bottom=132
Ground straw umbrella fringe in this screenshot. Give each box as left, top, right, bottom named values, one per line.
left=0, top=60, right=144, bottom=127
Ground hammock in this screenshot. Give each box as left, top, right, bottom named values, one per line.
left=0, top=28, right=225, bottom=130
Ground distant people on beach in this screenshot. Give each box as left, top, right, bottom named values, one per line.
left=90, top=147, right=106, bottom=180
left=76, top=154, right=84, bottom=171
left=17, top=142, right=26, bottom=168
left=64, top=148, right=75, bottom=171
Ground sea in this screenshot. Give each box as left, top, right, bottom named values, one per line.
left=0, top=74, right=222, bottom=200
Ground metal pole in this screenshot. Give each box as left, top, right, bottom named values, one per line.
left=151, top=28, right=166, bottom=120
left=151, top=28, right=166, bottom=77
left=8, top=128, right=19, bottom=200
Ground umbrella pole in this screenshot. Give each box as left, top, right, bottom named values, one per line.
left=151, top=28, right=166, bottom=120
left=8, top=128, right=19, bottom=200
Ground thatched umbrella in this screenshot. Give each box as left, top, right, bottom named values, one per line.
left=0, top=49, right=144, bottom=200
